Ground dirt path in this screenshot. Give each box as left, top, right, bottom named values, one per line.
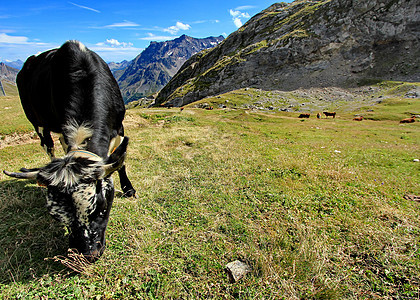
left=0, top=132, right=39, bottom=149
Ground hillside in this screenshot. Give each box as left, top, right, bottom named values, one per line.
left=0, top=62, right=19, bottom=83
left=156, top=0, right=420, bottom=107
left=116, top=35, right=224, bottom=103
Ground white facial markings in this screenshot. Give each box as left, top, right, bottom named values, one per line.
left=40, top=161, right=81, bottom=188
left=64, top=119, right=93, bottom=151
left=46, top=191, right=72, bottom=226
left=102, top=177, right=113, bottom=199
left=72, top=183, right=97, bottom=227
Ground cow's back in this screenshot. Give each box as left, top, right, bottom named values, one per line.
left=17, top=48, right=60, bottom=130
left=17, top=41, right=126, bottom=154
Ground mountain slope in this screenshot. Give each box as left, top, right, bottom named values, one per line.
left=116, top=35, right=224, bottom=103
left=0, top=63, right=19, bottom=83
left=156, top=0, right=420, bottom=107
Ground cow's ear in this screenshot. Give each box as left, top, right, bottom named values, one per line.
left=102, top=137, right=128, bottom=177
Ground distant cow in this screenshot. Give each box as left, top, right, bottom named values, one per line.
left=400, top=116, right=416, bottom=123
left=298, top=113, right=310, bottom=118
left=323, top=111, right=336, bottom=118
left=353, top=116, right=363, bottom=121
left=3, top=41, right=136, bottom=262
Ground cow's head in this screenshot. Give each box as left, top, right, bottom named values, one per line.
left=4, top=137, right=129, bottom=262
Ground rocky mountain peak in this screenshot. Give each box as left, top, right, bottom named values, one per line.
left=116, top=35, right=224, bottom=103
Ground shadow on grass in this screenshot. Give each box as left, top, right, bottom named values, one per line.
left=0, top=179, right=68, bottom=284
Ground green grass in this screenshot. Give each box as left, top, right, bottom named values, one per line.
left=0, top=84, right=33, bottom=135
left=0, top=86, right=419, bottom=299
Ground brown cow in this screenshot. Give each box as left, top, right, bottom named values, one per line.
left=400, top=116, right=416, bottom=123
left=323, top=111, right=336, bottom=118
left=353, top=116, right=363, bottom=121
left=298, top=113, right=310, bottom=118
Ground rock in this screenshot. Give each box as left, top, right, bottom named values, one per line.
left=225, top=260, right=251, bottom=283
left=413, top=159, right=419, bottom=162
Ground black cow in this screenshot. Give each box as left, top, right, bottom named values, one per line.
left=4, top=40, right=136, bottom=261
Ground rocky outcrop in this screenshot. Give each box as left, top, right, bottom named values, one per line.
left=116, top=35, right=224, bottom=103
left=156, top=0, right=420, bottom=107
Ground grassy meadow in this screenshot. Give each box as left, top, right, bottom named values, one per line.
left=0, top=82, right=419, bottom=299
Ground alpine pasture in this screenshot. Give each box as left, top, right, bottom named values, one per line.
left=0, top=82, right=419, bottom=299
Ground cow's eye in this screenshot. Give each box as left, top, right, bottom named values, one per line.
left=80, top=137, right=91, bottom=147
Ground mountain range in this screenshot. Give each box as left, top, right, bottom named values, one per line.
left=114, top=35, right=224, bottom=103
left=156, top=0, right=420, bottom=107
left=2, top=60, right=24, bottom=70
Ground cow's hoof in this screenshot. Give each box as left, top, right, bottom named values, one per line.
left=123, top=189, right=137, bottom=198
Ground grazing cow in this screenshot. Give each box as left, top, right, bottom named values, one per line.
left=400, top=116, right=416, bottom=123
left=353, top=116, right=363, bottom=121
left=3, top=41, right=136, bottom=262
left=323, top=111, right=336, bottom=118
left=298, top=113, right=310, bottom=118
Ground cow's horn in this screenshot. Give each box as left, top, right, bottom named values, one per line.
left=3, top=170, right=39, bottom=179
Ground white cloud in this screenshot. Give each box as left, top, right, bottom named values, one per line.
left=96, top=39, right=133, bottom=48
left=0, top=34, right=56, bottom=61
left=163, top=22, right=191, bottom=35
left=69, top=2, right=100, bottom=13
left=235, top=5, right=256, bottom=11
left=90, top=41, right=143, bottom=62
left=229, top=9, right=251, bottom=28
left=104, top=20, right=140, bottom=28
left=138, top=33, right=175, bottom=41
left=233, top=18, right=243, bottom=28
left=0, top=33, right=29, bottom=44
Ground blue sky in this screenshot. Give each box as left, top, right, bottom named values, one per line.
left=0, top=0, right=292, bottom=63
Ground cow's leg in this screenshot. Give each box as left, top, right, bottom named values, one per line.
left=36, top=127, right=55, bottom=159
left=58, top=134, right=69, bottom=153
left=108, top=135, right=136, bottom=197
left=118, top=165, right=136, bottom=197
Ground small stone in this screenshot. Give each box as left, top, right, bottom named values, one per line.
left=413, top=159, right=419, bottom=162
left=225, top=260, right=251, bottom=283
